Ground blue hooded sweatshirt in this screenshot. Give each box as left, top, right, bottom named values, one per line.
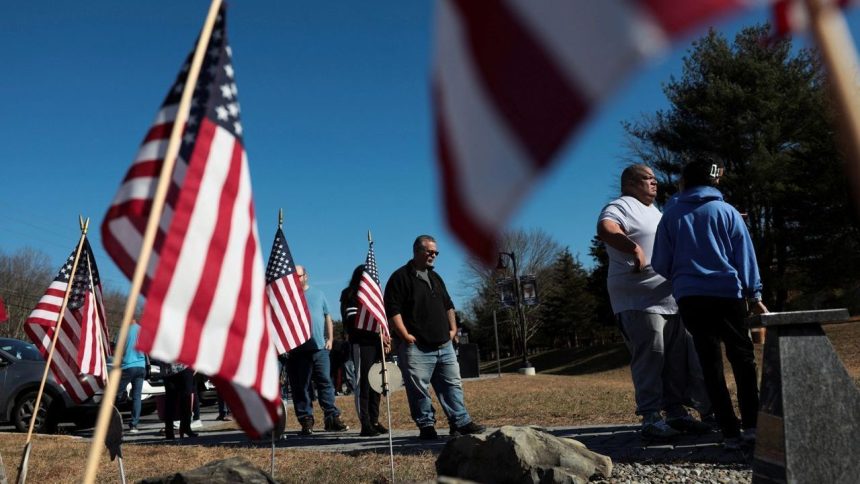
left=652, top=186, right=762, bottom=301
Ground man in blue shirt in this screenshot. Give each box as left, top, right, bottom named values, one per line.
left=286, top=265, right=349, bottom=435
left=653, top=159, right=768, bottom=450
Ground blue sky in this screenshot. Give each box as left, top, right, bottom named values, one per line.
left=1, top=2, right=846, bottom=313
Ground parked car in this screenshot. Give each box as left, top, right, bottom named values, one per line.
left=0, top=337, right=81, bottom=433
left=0, top=337, right=165, bottom=432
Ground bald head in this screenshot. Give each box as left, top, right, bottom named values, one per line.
left=620, top=164, right=657, bottom=205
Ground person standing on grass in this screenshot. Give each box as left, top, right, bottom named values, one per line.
left=598, top=164, right=712, bottom=440
left=653, top=159, right=767, bottom=450
left=341, top=265, right=389, bottom=437
left=384, top=235, right=485, bottom=440
left=116, top=320, right=147, bottom=433
left=287, top=265, right=349, bottom=435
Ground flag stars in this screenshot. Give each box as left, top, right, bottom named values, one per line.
left=220, top=84, right=233, bottom=99
left=224, top=64, right=234, bottom=79
left=226, top=46, right=232, bottom=57
left=215, top=105, right=229, bottom=121
left=233, top=122, right=243, bottom=136
left=227, top=103, right=239, bottom=117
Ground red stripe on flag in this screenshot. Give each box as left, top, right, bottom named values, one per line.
left=450, top=0, right=590, bottom=167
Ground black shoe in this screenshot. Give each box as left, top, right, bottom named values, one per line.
left=299, top=416, right=314, bottom=436
left=452, top=421, right=485, bottom=436
left=324, top=415, right=349, bottom=432
left=667, top=415, right=713, bottom=435
left=360, top=425, right=381, bottom=437
left=372, top=422, right=388, bottom=434
left=419, top=426, right=438, bottom=440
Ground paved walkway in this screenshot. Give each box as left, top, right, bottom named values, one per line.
left=70, top=406, right=751, bottom=464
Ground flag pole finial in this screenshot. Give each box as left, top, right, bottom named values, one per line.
left=278, top=208, right=283, bottom=229
left=81, top=217, right=90, bottom=234
left=367, top=230, right=373, bottom=244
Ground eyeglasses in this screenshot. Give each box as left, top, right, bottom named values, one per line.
left=424, top=250, right=440, bottom=257
left=296, top=272, right=307, bottom=277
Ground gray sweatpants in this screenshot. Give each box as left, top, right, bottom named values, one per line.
left=617, top=311, right=710, bottom=418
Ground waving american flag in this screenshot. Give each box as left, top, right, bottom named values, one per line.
left=265, top=227, right=311, bottom=354
left=355, top=240, right=388, bottom=337
left=101, top=5, right=280, bottom=439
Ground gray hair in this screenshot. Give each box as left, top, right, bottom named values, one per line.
left=412, top=235, right=436, bottom=254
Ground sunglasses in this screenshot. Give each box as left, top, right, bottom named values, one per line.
left=424, top=250, right=440, bottom=257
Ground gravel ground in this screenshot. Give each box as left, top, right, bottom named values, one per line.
left=591, top=462, right=752, bottom=484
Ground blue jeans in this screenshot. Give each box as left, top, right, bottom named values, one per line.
left=287, top=349, right=340, bottom=420
left=117, top=366, right=145, bottom=427
left=397, top=341, right=471, bottom=428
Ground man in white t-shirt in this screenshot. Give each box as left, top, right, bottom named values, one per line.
left=597, top=164, right=711, bottom=439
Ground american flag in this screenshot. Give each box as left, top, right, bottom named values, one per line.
left=355, top=241, right=389, bottom=336
left=433, top=0, right=759, bottom=263
left=24, top=239, right=109, bottom=403
left=264, top=227, right=311, bottom=354
left=101, top=6, right=280, bottom=438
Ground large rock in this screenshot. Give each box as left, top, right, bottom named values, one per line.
left=139, top=457, right=276, bottom=484
left=436, top=425, right=612, bottom=484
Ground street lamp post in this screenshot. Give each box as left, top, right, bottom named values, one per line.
left=497, top=251, right=534, bottom=375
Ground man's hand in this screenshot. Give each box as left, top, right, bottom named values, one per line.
left=632, top=245, right=646, bottom=272
left=403, top=333, right=417, bottom=345
left=450, top=329, right=458, bottom=343
left=324, top=338, right=333, bottom=350
left=751, top=300, right=769, bottom=315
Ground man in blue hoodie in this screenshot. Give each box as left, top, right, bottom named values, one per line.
left=653, top=159, right=768, bottom=449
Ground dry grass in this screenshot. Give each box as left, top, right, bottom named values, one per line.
left=1, top=322, right=857, bottom=483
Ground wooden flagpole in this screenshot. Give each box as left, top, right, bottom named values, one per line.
left=17, top=216, right=90, bottom=484
left=81, top=0, right=224, bottom=481
left=804, top=0, right=860, bottom=212
left=369, top=230, right=396, bottom=482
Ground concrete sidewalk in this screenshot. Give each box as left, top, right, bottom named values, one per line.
left=72, top=406, right=751, bottom=464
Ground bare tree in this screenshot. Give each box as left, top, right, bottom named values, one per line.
left=461, top=229, right=563, bottom=355
left=0, top=247, right=54, bottom=339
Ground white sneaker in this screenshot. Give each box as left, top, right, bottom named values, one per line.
left=191, top=419, right=203, bottom=429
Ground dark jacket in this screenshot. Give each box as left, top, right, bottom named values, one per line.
left=383, top=260, right=454, bottom=346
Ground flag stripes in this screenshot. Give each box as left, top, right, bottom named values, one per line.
left=103, top=7, right=280, bottom=438
left=264, top=227, right=311, bottom=355
left=355, top=242, right=388, bottom=336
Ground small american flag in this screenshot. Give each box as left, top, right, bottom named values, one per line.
left=24, top=239, right=109, bottom=403
left=434, top=0, right=750, bottom=263
left=355, top=241, right=389, bottom=336
left=265, top=227, right=311, bottom=354
left=101, top=6, right=280, bottom=439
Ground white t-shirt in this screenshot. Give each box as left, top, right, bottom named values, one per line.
left=599, top=195, right=677, bottom=315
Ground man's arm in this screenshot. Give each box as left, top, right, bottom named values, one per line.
left=324, top=314, right=333, bottom=350
left=390, top=313, right=416, bottom=344
left=447, top=309, right=457, bottom=342
left=597, top=219, right=646, bottom=271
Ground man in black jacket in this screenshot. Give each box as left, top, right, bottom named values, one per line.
left=384, top=235, right=485, bottom=440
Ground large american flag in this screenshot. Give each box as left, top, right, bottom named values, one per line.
left=355, top=241, right=389, bottom=337
left=25, top=239, right=110, bottom=403
left=101, top=6, right=280, bottom=438
left=433, top=0, right=764, bottom=263
left=264, top=227, right=311, bottom=354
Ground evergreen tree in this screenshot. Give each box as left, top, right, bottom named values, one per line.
left=539, top=249, right=596, bottom=348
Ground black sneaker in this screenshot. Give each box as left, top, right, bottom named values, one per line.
left=299, top=416, right=314, bottom=436
left=360, top=425, right=381, bottom=437
left=419, top=426, right=438, bottom=440
left=372, top=422, right=388, bottom=434
left=324, top=415, right=349, bottom=432
left=452, top=421, right=486, bottom=436
left=667, top=415, right=713, bottom=435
